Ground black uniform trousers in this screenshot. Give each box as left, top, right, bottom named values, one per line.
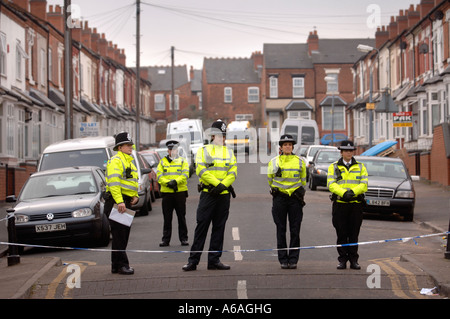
left=188, top=192, right=230, bottom=265
left=161, top=191, right=188, bottom=243
left=104, top=195, right=133, bottom=270
left=332, top=201, right=363, bottom=263
left=271, top=194, right=303, bottom=264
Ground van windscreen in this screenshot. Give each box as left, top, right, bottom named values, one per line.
left=284, top=126, right=298, bottom=143
left=301, top=126, right=315, bottom=144
left=40, top=149, right=109, bottom=171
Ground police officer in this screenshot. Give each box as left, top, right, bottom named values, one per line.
left=157, top=140, right=190, bottom=247
left=327, top=140, right=368, bottom=270
left=104, top=132, right=139, bottom=275
left=267, top=134, right=306, bottom=269
left=182, top=120, right=237, bottom=271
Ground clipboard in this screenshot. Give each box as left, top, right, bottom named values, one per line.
left=109, top=204, right=135, bottom=227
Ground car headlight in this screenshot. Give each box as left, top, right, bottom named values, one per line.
left=316, top=169, right=327, bottom=176
left=72, top=208, right=92, bottom=218
left=395, top=190, right=414, bottom=198
left=14, top=214, right=29, bottom=223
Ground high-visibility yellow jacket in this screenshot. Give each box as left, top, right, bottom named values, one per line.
left=106, top=151, right=139, bottom=204
left=156, top=156, right=189, bottom=193
left=327, top=157, right=368, bottom=203
left=267, top=154, right=306, bottom=196
left=196, top=144, right=237, bottom=194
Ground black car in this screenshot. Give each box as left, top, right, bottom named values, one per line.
left=6, top=166, right=110, bottom=251
left=308, top=149, right=341, bottom=190
left=355, top=156, right=416, bottom=221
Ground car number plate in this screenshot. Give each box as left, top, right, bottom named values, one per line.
left=367, top=199, right=390, bottom=206
left=35, top=223, right=66, bottom=233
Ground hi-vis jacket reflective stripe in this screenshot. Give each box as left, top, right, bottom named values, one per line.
left=156, top=156, right=189, bottom=193
left=267, top=155, right=306, bottom=196
left=106, top=151, right=139, bottom=204
left=327, top=158, right=368, bottom=203
left=196, top=144, right=237, bottom=194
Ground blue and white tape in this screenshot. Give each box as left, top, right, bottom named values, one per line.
left=0, top=231, right=448, bottom=254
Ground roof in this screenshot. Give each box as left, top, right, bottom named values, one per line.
left=264, top=38, right=376, bottom=68
left=144, top=66, right=189, bottom=91
left=204, top=58, right=261, bottom=84
left=264, top=43, right=312, bottom=69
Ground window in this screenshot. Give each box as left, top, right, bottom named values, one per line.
left=420, top=97, right=428, bottom=136
left=0, top=33, right=6, bottom=76
left=292, top=77, right=304, bottom=98
left=40, top=48, right=46, bottom=85
left=431, top=92, right=440, bottom=128
left=169, top=94, right=179, bottom=110
left=269, top=76, right=278, bottom=98
left=326, top=73, right=339, bottom=93
left=48, top=48, right=52, bottom=82
left=154, top=94, right=165, bottom=111
left=322, top=106, right=345, bottom=130
left=224, top=87, right=232, bottom=103
left=248, top=87, right=259, bottom=103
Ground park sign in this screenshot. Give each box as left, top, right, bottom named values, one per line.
left=393, top=112, right=412, bottom=127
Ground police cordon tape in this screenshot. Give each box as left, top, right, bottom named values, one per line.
left=0, top=231, right=448, bottom=254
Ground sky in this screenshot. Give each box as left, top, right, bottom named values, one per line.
left=46, top=0, right=420, bottom=70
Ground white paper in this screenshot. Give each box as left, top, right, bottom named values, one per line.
left=109, top=205, right=135, bottom=227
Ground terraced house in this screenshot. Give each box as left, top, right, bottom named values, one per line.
left=352, top=0, right=450, bottom=186
left=0, top=0, right=155, bottom=200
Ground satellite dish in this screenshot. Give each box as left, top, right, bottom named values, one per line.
left=419, top=43, right=429, bottom=54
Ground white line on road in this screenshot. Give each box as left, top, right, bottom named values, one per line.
left=232, top=227, right=240, bottom=241
left=234, top=245, right=243, bottom=261
left=237, top=280, right=248, bottom=299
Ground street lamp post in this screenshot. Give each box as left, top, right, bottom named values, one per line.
left=357, top=44, right=380, bottom=149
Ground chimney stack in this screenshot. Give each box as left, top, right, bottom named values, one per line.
left=375, top=26, right=389, bottom=49
left=307, top=30, right=319, bottom=56
left=29, top=0, right=47, bottom=21
left=419, top=0, right=435, bottom=19
left=47, top=4, right=64, bottom=33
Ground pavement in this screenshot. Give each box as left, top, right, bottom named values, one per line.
left=0, top=179, right=449, bottom=299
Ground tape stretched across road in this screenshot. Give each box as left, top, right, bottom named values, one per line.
left=0, top=231, right=448, bottom=254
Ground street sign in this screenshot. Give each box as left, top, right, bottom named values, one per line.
left=393, top=112, right=413, bottom=127
left=79, top=122, right=99, bottom=137
left=366, top=102, right=375, bottom=110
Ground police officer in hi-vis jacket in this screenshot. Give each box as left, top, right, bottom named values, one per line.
left=327, top=140, right=368, bottom=270
left=156, top=139, right=190, bottom=247
left=105, top=132, right=139, bottom=275
left=267, top=134, right=306, bottom=269
left=182, top=120, right=237, bottom=271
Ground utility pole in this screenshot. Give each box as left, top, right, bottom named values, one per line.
left=171, top=46, right=177, bottom=121
left=135, top=0, right=141, bottom=151
left=64, top=0, right=73, bottom=139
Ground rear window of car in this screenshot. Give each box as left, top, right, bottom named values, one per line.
left=40, top=149, right=109, bottom=171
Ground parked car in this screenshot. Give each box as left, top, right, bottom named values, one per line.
left=302, top=145, right=338, bottom=181
left=138, top=151, right=161, bottom=200
left=355, top=156, right=416, bottom=221
left=6, top=166, right=110, bottom=251
left=308, top=149, right=341, bottom=190
left=320, top=133, right=348, bottom=146
left=131, top=150, right=153, bottom=215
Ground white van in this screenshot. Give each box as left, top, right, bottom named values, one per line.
left=280, top=119, right=320, bottom=153
left=166, top=118, right=205, bottom=158
left=38, top=136, right=115, bottom=172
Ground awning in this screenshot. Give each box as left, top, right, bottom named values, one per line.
left=285, top=99, right=314, bottom=111
left=99, top=104, right=119, bottom=119
left=48, top=87, right=90, bottom=114
left=320, top=96, right=347, bottom=107
left=81, top=98, right=104, bottom=115
left=29, top=88, right=62, bottom=112
left=11, top=87, right=43, bottom=107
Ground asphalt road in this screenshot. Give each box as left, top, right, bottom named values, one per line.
left=1, top=156, right=448, bottom=300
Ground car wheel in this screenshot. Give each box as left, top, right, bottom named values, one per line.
left=309, top=175, right=317, bottom=191
left=402, top=207, right=414, bottom=221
